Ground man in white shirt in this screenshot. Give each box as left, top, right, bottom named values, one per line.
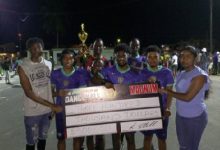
left=18, top=37, right=62, bottom=150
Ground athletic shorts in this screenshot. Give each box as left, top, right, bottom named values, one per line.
left=55, top=110, right=66, bottom=140
left=142, top=118, right=169, bottom=140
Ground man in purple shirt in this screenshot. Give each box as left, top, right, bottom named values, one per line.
left=101, top=43, right=141, bottom=150
left=128, top=38, right=146, bottom=71
left=51, top=49, right=88, bottom=150
left=140, top=45, right=174, bottom=150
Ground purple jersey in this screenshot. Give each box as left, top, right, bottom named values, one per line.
left=140, top=66, right=174, bottom=108
left=101, top=65, right=141, bottom=84
left=128, top=55, right=146, bottom=70
left=51, top=68, right=88, bottom=104
left=129, top=55, right=146, bottom=63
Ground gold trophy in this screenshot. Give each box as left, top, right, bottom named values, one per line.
left=77, top=23, right=90, bottom=64
left=78, top=23, right=88, bottom=46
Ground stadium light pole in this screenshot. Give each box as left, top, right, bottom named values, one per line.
left=210, top=0, right=213, bottom=53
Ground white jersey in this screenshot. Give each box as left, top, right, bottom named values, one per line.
left=172, top=55, right=178, bottom=65
left=19, top=57, right=53, bottom=116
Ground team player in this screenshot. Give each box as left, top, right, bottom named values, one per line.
left=85, top=39, right=109, bottom=70
left=141, top=45, right=174, bottom=150
left=101, top=43, right=141, bottom=150
left=86, top=59, right=106, bottom=150
left=128, top=38, right=145, bottom=71
left=51, top=49, right=88, bottom=150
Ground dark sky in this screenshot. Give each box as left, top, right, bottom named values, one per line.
left=0, top=0, right=220, bottom=49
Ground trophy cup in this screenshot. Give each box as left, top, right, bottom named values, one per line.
left=78, top=23, right=88, bottom=46
left=77, top=23, right=90, bottom=66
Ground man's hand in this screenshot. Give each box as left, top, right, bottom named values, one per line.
left=91, top=76, right=105, bottom=85
left=58, top=90, right=69, bottom=97
left=148, top=76, right=157, bottom=83
left=163, top=108, right=171, bottom=118
left=104, top=82, right=115, bottom=90
left=158, top=87, right=168, bottom=94
left=51, top=105, right=63, bottom=113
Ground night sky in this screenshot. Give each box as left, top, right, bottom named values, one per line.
left=0, top=0, right=220, bottom=49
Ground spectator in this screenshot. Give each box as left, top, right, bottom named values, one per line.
left=18, top=37, right=62, bottom=150
left=2, top=57, right=11, bottom=84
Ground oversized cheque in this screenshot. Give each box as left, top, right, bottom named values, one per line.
left=64, top=83, right=163, bottom=138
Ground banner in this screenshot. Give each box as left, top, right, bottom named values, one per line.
left=64, top=83, right=163, bottom=138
